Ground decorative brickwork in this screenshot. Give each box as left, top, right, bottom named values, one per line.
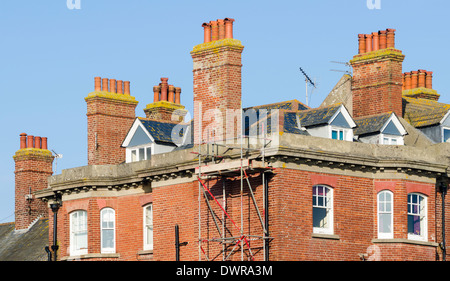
left=85, top=77, right=138, bottom=165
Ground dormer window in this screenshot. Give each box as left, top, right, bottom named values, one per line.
left=130, top=145, right=151, bottom=162
left=381, top=135, right=403, bottom=145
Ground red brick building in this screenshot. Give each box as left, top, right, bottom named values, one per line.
left=10, top=18, right=450, bottom=261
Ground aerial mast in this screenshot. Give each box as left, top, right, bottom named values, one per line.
left=299, top=67, right=316, bottom=107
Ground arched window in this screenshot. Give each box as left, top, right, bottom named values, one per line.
left=101, top=208, right=116, bottom=253
left=377, top=190, right=393, bottom=239
left=312, top=185, right=333, bottom=234
left=407, top=193, right=427, bottom=241
left=70, top=210, right=88, bottom=256
left=143, top=204, right=153, bottom=250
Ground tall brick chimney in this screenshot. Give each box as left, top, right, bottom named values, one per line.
left=350, top=29, right=405, bottom=118
left=85, top=77, right=138, bottom=165
left=143, top=77, right=187, bottom=122
left=13, top=133, right=54, bottom=230
left=191, top=18, right=244, bottom=144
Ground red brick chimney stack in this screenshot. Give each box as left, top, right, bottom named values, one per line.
left=85, top=76, right=138, bottom=165
left=143, top=78, right=187, bottom=122
left=350, top=28, right=405, bottom=118
left=13, top=133, right=54, bottom=230
left=192, top=18, right=244, bottom=144
left=401, top=69, right=438, bottom=100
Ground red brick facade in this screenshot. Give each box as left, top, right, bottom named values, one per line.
left=46, top=166, right=444, bottom=261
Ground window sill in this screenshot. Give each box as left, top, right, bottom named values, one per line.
left=372, top=238, right=439, bottom=247
left=138, top=249, right=154, bottom=255
left=61, top=253, right=120, bottom=261
left=312, top=233, right=340, bottom=240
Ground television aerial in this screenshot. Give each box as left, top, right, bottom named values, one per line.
left=299, top=67, right=317, bottom=107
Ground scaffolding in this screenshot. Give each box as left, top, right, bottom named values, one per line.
left=194, top=108, right=273, bottom=261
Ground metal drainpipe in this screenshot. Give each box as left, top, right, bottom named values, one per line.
left=440, top=182, right=447, bottom=261
left=50, top=201, right=61, bottom=262
left=264, top=174, right=269, bottom=261
left=175, top=224, right=180, bottom=261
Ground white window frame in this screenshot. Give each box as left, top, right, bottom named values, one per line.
left=380, top=133, right=404, bottom=145
left=377, top=190, right=394, bottom=239
left=143, top=204, right=154, bottom=251
left=442, top=126, right=450, bottom=143
left=70, top=210, right=88, bottom=256
left=312, top=185, right=334, bottom=235
left=407, top=193, right=428, bottom=242
left=127, top=144, right=152, bottom=163
left=100, top=208, right=116, bottom=254
left=330, top=126, right=352, bottom=141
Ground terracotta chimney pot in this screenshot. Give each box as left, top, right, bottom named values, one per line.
left=20, top=133, right=27, bottom=149
left=365, top=34, right=373, bottom=53
left=41, top=137, right=48, bottom=150
left=404, top=72, right=411, bottom=90
left=110, top=79, right=116, bottom=93
left=358, top=34, right=366, bottom=54
left=386, top=29, right=396, bottom=48
left=160, top=78, right=169, bottom=101
left=102, top=78, right=109, bottom=92
left=411, top=71, right=418, bottom=89
left=124, top=81, right=130, bottom=95
left=27, top=135, right=34, bottom=149
left=372, top=32, right=380, bottom=51
left=210, top=21, right=219, bottom=41
left=175, top=87, right=181, bottom=104
left=379, top=30, right=387, bottom=49
left=224, top=18, right=235, bottom=39
left=168, top=85, right=175, bottom=103
left=418, top=70, right=426, bottom=88
left=153, top=86, right=161, bottom=102
left=34, top=136, right=41, bottom=149
left=425, top=71, right=433, bottom=89
left=94, top=77, right=101, bottom=91
left=117, top=80, right=123, bottom=94
left=202, top=23, right=211, bottom=43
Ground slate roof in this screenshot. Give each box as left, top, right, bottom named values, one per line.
left=403, top=97, right=450, bottom=128
left=139, top=118, right=189, bottom=145
left=0, top=218, right=49, bottom=261
left=295, top=104, right=342, bottom=127
left=353, top=112, right=392, bottom=136
left=246, top=99, right=309, bottom=111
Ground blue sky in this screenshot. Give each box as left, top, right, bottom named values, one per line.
left=0, top=0, right=449, bottom=223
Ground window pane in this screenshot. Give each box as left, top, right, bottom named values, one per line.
left=379, top=213, right=391, bottom=233
left=339, top=130, right=344, bottom=140
left=444, top=128, right=450, bottom=143
left=131, top=150, right=137, bottom=162
left=139, top=148, right=145, bottom=161
left=313, top=207, right=328, bottom=228
left=391, top=138, right=397, bottom=144
left=332, top=130, right=338, bottom=140
left=146, top=147, right=151, bottom=160
left=102, top=229, right=114, bottom=248
left=408, top=214, right=421, bottom=235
